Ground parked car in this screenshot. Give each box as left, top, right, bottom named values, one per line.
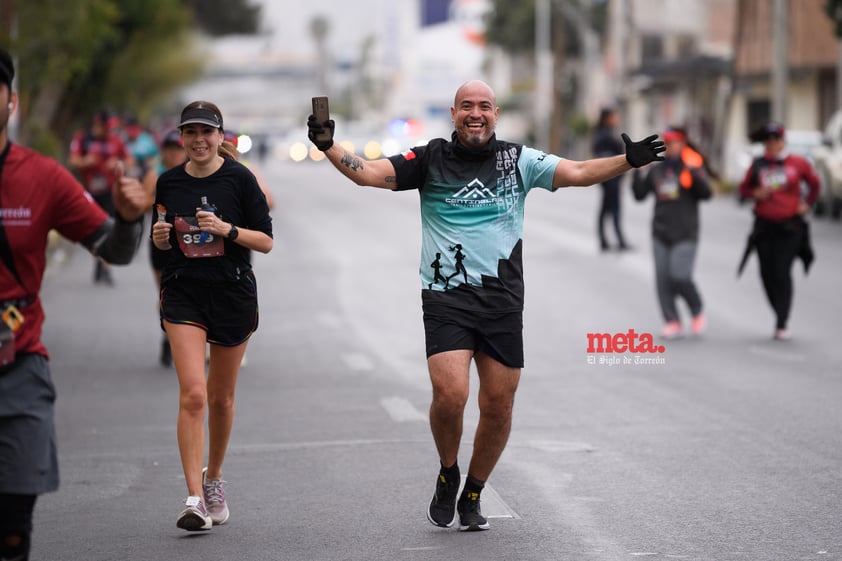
left=813, top=109, right=842, bottom=218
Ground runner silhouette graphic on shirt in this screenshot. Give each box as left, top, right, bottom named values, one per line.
left=446, top=244, right=468, bottom=286
left=429, top=252, right=447, bottom=289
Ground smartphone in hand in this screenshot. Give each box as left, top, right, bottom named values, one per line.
left=311, top=96, right=332, bottom=143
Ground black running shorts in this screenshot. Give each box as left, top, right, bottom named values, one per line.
left=160, top=272, right=258, bottom=346
left=422, top=302, right=524, bottom=368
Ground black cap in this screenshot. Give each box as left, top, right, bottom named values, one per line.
left=0, top=48, right=14, bottom=89
left=749, top=121, right=785, bottom=143
left=178, top=106, right=223, bottom=129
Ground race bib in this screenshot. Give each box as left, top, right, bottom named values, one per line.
left=657, top=177, right=679, bottom=200
left=760, top=168, right=788, bottom=191
left=174, top=216, right=224, bottom=258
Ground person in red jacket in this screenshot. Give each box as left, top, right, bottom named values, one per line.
left=738, top=122, right=820, bottom=340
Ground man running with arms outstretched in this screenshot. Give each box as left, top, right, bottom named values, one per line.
left=307, top=80, right=664, bottom=531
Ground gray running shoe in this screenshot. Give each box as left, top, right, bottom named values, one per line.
left=176, top=495, right=212, bottom=531
left=202, top=467, right=230, bottom=525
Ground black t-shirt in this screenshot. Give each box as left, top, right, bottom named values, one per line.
left=153, top=158, right=272, bottom=284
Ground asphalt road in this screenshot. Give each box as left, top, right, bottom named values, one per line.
left=32, top=157, right=842, bottom=561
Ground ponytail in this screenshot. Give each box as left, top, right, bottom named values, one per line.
left=218, top=138, right=239, bottom=160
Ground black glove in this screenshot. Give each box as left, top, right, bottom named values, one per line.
left=622, top=133, right=666, bottom=168
left=307, top=114, right=335, bottom=151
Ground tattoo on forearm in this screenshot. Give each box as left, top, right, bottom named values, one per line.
left=341, top=152, right=365, bottom=172
left=386, top=176, right=396, bottom=183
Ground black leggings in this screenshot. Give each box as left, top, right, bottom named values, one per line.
left=0, top=494, right=36, bottom=561
left=598, top=180, right=626, bottom=248
left=754, top=222, right=803, bottom=330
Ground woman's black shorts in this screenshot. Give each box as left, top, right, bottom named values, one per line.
left=422, top=301, right=524, bottom=368
left=160, top=272, right=258, bottom=346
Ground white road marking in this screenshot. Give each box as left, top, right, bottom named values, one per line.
left=380, top=396, right=427, bottom=422
left=479, top=479, right=521, bottom=520
left=521, top=440, right=597, bottom=453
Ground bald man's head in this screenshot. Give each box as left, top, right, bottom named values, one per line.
left=451, top=80, right=499, bottom=148
left=453, top=80, right=496, bottom=107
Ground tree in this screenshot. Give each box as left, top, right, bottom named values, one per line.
left=484, top=0, right=608, bottom=154
left=183, top=0, right=261, bottom=36
left=485, top=0, right=608, bottom=56
left=0, top=0, right=261, bottom=157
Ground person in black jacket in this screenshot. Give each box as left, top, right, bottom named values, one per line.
left=593, top=108, right=629, bottom=251
left=632, top=127, right=711, bottom=339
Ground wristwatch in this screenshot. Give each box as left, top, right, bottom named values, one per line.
left=228, top=223, right=239, bottom=241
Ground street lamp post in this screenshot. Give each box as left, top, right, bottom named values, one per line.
left=535, top=0, right=553, bottom=152
left=771, top=0, right=788, bottom=123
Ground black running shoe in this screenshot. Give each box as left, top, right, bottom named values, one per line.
left=457, top=491, right=490, bottom=531
left=426, top=472, right=459, bottom=528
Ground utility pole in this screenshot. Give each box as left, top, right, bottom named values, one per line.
left=611, top=0, right=631, bottom=121
left=535, top=0, right=553, bottom=151
left=771, top=0, right=788, bottom=123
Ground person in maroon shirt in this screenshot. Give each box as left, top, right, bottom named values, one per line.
left=0, top=49, right=149, bottom=561
left=68, top=110, right=136, bottom=285
left=738, top=122, right=820, bottom=340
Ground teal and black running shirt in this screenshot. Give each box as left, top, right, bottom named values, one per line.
left=388, top=133, right=562, bottom=313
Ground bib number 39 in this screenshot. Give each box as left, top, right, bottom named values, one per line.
left=175, top=216, right=225, bottom=258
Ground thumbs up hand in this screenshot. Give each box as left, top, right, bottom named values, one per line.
left=111, top=161, right=151, bottom=221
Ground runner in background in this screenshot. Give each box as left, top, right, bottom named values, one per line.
left=632, top=126, right=712, bottom=339
left=68, top=110, right=137, bottom=285
left=593, top=107, right=630, bottom=251
left=124, top=114, right=159, bottom=179
left=737, top=122, right=820, bottom=340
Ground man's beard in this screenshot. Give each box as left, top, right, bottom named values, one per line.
left=462, top=124, right=487, bottom=146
